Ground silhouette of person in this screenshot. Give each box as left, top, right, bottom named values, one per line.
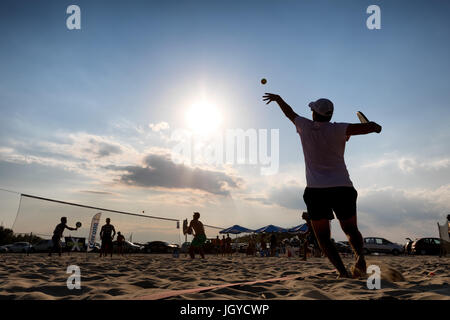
left=263, top=93, right=381, bottom=278
left=100, top=218, right=116, bottom=258
left=187, top=212, right=206, bottom=259
left=49, top=217, right=78, bottom=257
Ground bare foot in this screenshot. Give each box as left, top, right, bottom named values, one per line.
left=351, top=255, right=367, bottom=278
left=337, top=269, right=351, bottom=279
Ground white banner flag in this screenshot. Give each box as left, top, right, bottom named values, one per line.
left=87, top=212, right=102, bottom=252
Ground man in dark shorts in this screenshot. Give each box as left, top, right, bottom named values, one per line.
left=187, top=212, right=206, bottom=259
left=100, top=218, right=116, bottom=258
left=260, top=236, right=267, bottom=257
left=270, top=232, right=277, bottom=257
left=263, top=93, right=382, bottom=278
left=49, top=217, right=79, bottom=257
left=214, top=235, right=221, bottom=255
left=225, top=234, right=232, bottom=256
left=220, top=235, right=226, bottom=256
left=116, top=231, right=125, bottom=256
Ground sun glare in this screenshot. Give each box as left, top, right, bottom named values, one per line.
left=186, top=101, right=222, bottom=135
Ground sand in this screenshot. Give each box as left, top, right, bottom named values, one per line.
left=0, top=253, right=448, bottom=300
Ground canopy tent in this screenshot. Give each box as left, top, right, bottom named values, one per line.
left=288, top=223, right=308, bottom=233
left=254, top=224, right=288, bottom=233
left=219, top=225, right=254, bottom=234
left=219, top=225, right=254, bottom=253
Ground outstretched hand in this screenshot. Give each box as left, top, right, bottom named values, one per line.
left=371, top=122, right=382, bottom=133
left=262, top=93, right=281, bottom=105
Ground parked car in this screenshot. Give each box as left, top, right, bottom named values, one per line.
left=144, top=241, right=179, bottom=253
left=33, top=239, right=54, bottom=252
left=363, top=237, right=403, bottom=255
left=411, top=238, right=442, bottom=255
left=3, top=242, right=34, bottom=253
left=0, top=244, right=11, bottom=253
left=113, top=240, right=144, bottom=253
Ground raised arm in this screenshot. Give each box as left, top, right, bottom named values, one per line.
left=65, top=225, right=77, bottom=231
left=346, top=122, right=382, bottom=136
left=263, top=93, right=299, bottom=124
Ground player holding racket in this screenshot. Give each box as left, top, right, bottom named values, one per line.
left=263, top=93, right=381, bottom=278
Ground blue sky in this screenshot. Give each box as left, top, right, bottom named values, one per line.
left=0, top=0, right=449, bottom=243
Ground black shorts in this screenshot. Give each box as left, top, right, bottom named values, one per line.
left=102, top=238, right=113, bottom=249
left=303, top=186, right=357, bottom=221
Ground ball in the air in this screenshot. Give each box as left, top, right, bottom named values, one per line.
left=261, top=78, right=267, bottom=85
left=76, top=222, right=82, bottom=228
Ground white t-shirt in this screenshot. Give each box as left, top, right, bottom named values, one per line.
left=294, top=116, right=353, bottom=188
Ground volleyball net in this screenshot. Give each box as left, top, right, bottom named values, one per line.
left=9, top=192, right=224, bottom=246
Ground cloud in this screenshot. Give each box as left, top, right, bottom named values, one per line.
left=352, top=185, right=450, bottom=241
left=243, top=184, right=305, bottom=210
left=86, top=139, right=123, bottom=158
left=0, top=133, right=141, bottom=178
left=362, top=154, right=450, bottom=173
left=350, top=153, right=450, bottom=191
left=79, top=190, right=115, bottom=195
left=149, top=122, right=169, bottom=132
left=109, top=153, right=241, bottom=196
left=266, top=185, right=304, bottom=210
left=243, top=197, right=273, bottom=206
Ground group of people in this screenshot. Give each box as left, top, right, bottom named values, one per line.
left=212, top=234, right=233, bottom=256
left=244, top=225, right=321, bottom=259
left=186, top=211, right=324, bottom=260
left=245, top=233, right=279, bottom=257
left=48, top=216, right=126, bottom=258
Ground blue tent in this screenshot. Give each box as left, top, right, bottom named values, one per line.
left=253, top=224, right=288, bottom=233
left=288, top=223, right=308, bottom=233
left=219, top=225, right=254, bottom=234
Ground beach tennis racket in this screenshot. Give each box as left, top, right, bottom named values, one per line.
left=356, top=111, right=370, bottom=123
left=182, top=219, right=189, bottom=235
left=76, top=221, right=82, bottom=228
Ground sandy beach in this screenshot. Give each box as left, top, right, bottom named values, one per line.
left=0, top=253, right=448, bottom=300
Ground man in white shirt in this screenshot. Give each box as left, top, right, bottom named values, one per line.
left=263, top=93, right=382, bottom=278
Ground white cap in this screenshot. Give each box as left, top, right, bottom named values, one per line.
left=308, top=98, right=334, bottom=117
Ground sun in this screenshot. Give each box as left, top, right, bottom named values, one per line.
left=186, top=101, right=222, bottom=135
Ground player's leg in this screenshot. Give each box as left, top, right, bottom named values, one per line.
left=200, top=245, right=205, bottom=259
left=109, top=240, right=113, bottom=258
left=339, top=216, right=366, bottom=275
left=311, top=219, right=349, bottom=277
left=303, top=187, right=347, bottom=275
left=100, top=240, right=106, bottom=257
left=334, top=187, right=366, bottom=277
left=189, top=243, right=195, bottom=259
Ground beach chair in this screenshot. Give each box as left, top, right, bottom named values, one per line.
left=437, top=222, right=450, bottom=257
